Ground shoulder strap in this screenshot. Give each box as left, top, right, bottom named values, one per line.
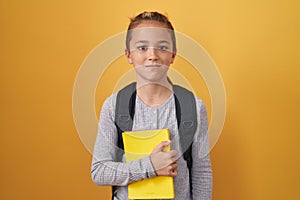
left=173, top=85, right=197, bottom=170
left=173, top=85, right=197, bottom=194
left=113, top=82, right=136, bottom=199
left=115, top=82, right=136, bottom=152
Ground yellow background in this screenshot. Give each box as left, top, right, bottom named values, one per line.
left=1, top=0, right=299, bottom=199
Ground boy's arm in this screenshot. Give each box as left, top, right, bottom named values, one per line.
left=191, top=99, right=212, bottom=199
left=90, top=94, right=156, bottom=186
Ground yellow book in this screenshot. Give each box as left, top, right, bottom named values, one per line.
left=122, top=128, right=175, bottom=199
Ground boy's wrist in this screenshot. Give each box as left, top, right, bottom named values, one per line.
left=144, top=156, right=157, bottom=178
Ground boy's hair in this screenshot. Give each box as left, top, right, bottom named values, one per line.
left=125, top=11, right=177, bottom=53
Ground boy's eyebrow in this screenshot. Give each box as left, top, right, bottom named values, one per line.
left=134, top=40, right=149, bottom=44
left=158, top=40, right=171, bottom=44
left=134, top=40, right=171, bottom=45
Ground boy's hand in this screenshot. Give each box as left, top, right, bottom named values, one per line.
left=150, top=140, right=178, bottom=177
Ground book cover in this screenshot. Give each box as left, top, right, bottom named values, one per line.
left=122, top=128, right=175, bottom=199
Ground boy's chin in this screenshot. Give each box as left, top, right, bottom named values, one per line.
left=136, top=77, right=171, bottom=88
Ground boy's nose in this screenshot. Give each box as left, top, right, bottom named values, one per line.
left=147, top=47, right=159, bottom=61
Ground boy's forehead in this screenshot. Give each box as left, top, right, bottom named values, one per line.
left=129, top=27, right=172, bottom=43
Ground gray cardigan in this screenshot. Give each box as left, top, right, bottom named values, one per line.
left=91, top=93, right=212, bottom=200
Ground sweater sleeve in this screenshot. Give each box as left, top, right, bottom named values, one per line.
left=191, top=99, right=213, bottom=199
left=90, top=94, right=157, bottom=186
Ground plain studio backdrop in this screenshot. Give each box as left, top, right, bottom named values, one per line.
left=1, top=0, right=299, bottom=199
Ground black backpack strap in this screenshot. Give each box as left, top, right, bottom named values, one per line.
left=113, top=82, right=136, bottom=199
left=173, top=85, right=197, bottom=192
left=115, top=82, right=136, bottom=153
left=173, top=85, right=197, bottom=164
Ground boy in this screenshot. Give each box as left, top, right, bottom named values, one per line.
left=91, top=11, right=212, bottom=200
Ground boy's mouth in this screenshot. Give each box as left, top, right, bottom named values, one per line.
left=145, top=64, right=162, bottom=68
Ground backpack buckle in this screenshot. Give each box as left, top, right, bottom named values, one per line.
left=119, top=115, right=130, bottom=121
left=182, top=121, right=194, bottom=128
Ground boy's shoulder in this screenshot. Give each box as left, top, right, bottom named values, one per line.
left=194, top=96, right=205, bottom=108
left=100, top=93, right=118, bottom=116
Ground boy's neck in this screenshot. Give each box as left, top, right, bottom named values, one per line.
left=136, top=79, right=173, bottom=107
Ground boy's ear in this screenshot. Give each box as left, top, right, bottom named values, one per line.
left=125, top=49, right=133, bottom=64
left=170, top=52, right=176, bottom=64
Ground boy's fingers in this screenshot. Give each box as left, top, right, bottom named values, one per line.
left=170, top=163, right=178, bottom=170
left=169, top=150, right=178, bottom=156
left=169, top=170, right=178, bottom=177
left=168, top=164, right=178, bottom=177
left=152, top=140, right=170, bottom=153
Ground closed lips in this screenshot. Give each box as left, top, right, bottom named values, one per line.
left=145, top=64, right=162, bottom=67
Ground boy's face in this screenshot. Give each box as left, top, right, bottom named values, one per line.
left=125, top=21, right=176, bottom=83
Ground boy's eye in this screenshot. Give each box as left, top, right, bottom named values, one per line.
left=137, top=46, right=148, bottom=51
left=158, top=45, right=169, bottom=51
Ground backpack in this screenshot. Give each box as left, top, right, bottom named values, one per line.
left=113, top=81, right=197, bottom=198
